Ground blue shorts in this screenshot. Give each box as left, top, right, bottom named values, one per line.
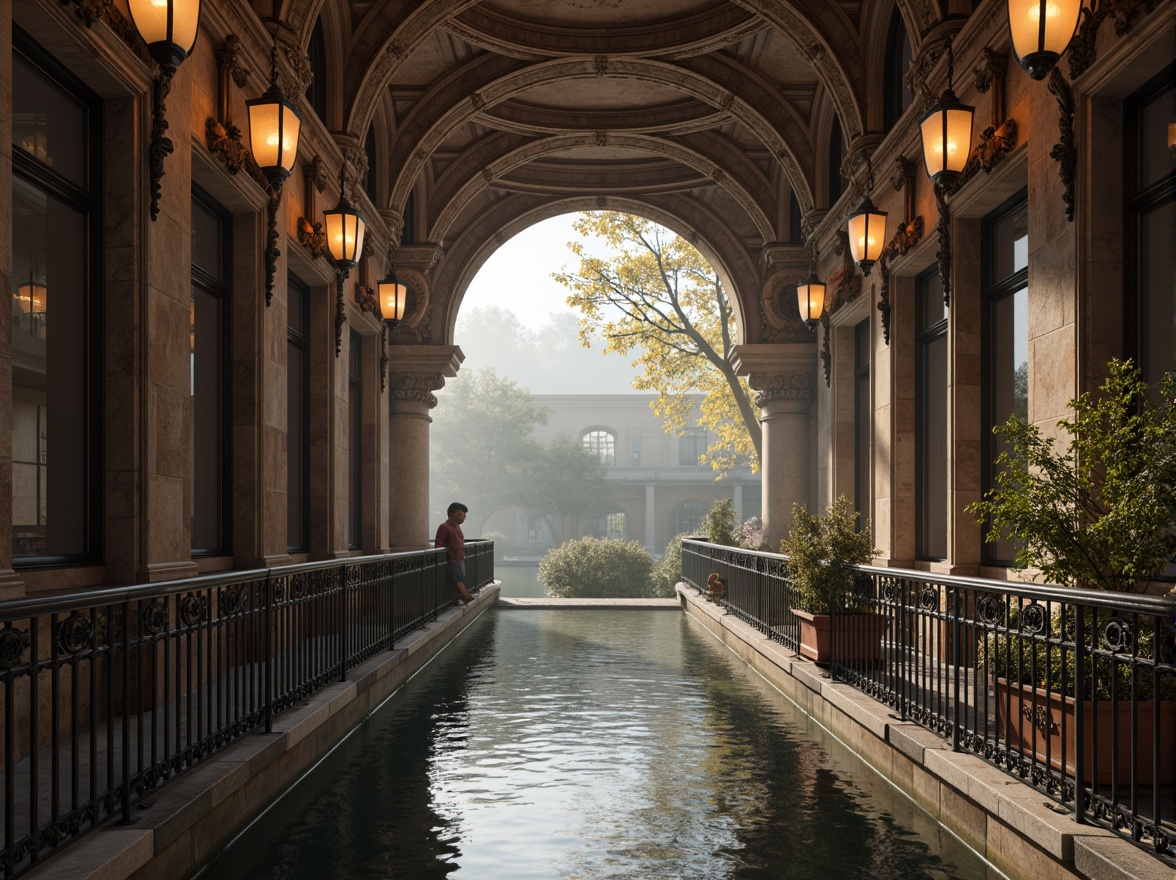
left=447, top=561, right=466, bottom=585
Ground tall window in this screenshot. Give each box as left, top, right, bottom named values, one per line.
left=287, top=277, right=311, bottom=552
left=1124, top=68, right=1174, bottom=394
left=671, top=501, right=707, bottom=537
left=583, top=429, right=615, bottom=465
left=305, top=20, right=327, bottom=125
left=630, top=435, right=641, bottom=466
left=191, top=190, right=232, bottom=554
left=916, top=266, right=948, bottom=561
left=679, top=429, right=707, bottom=465
left=982, top=193, right=1029, bottom=566
left=827, top=116, right=846, bottom=206
left=11, top=34, right=102, bottom=562
left=348, top=331, right=363, bottom=550
left=883, top=9, right=914, bottom=129
left=854, top=320, right=871, bottom=526
left=586, top=512, right=626, bottom=540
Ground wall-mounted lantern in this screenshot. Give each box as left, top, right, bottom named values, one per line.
left=796, top=241, right=825, bottom=331
left=919, top=36, right=974, bottom=190
left=1007, top=0, right=1082, bottom=80
left=128, top=0, right=202, bottom=221
left=846, top=160, right=887, bottom=276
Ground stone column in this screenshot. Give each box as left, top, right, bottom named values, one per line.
left=732, top=344, right=817, bottom=549
left=644, top=483, right=656, bottom=552
left=386, top=346, right=462, bottom=551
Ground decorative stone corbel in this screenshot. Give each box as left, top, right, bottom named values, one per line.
left=1047, top=68, right=1077, bottom=222
left=297, top=156, right=330, bottom=258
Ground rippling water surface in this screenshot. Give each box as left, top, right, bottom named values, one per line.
left=202, top=610, right=993, bottom=879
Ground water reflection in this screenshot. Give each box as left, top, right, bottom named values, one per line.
left=201, top=611, right=992, bottom=879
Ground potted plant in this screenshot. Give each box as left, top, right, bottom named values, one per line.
left=967, top=359, right=1176, bottom=783
left=779, top=496, right=881, bottom=664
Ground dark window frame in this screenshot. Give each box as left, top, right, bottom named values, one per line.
left=916, top=265, right=949, bottom=562
left=348, top=330, right=363, bottom=551
left=980, top=189, right=1030, bottom=567
left=883, top=8, right=914, bottom=130
left=12, top=29, right=105, bottom=568
left=678, top=428, right=707, bottom=466
left=190, top=186, right=234, bottom=556
left=853, top=319, right=871, bottom=528
left=1123, top=65, right=1175, bottom=387
left=287, top=277, right=312, bottom=553
left=305, top=19, right=327, bottom=125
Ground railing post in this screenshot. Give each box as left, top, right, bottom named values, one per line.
left=264, top=573, right=274, bottom=735
left=952, top=587, right=961, bottom=752
left=339, top=563, right=349, bottom=682
left=120, top=597, right=133, bottom=824
left=1073, top=605, right=1086, bottom=823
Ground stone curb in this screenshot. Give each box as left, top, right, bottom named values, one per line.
left=27, top=585, right=501, bottom=880
left=676, top=585, right=1171, bottom=880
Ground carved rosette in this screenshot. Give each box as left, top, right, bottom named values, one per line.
left=747, top=371, right=814, bottom=408
left=760, top=271, right=816, bottom=343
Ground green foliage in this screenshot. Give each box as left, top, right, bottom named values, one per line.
left=539, top=537, right=656, bottom=598
left=554, top=212, right=760, bottom=477
left=649, top=533, right=687, bottom=598
left=431, top=368, right=609, bottom=536
left=483, top=531, right=508, bottom=559
left=978, top=605, right=1176, bottom=700
left=967, top=360, right=1176, bottom=592
left=701, top=498, right=740, bottom=547
left=779, top=497, right=877, bottom=615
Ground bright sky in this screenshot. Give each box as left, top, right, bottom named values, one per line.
left=462, top=213, right=588, bottom=331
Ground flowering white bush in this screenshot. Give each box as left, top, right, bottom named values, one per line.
left=739, top=517, right=764, bottom=550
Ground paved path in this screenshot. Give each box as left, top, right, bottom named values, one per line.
left=495, top=597, right=681, bottom=609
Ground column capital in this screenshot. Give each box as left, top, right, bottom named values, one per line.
left=387, top=345, right=463, bottom=409
left=731, top=344, right=816, bottom=408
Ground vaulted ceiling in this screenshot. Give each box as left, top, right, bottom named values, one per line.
left=269, top=0, right=952, bottom=342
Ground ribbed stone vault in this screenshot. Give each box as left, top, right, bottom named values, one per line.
left=268, top=0, right=947, bottom=346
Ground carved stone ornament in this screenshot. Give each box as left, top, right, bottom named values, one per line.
left=148, top=66, right=177, bottom=222
left=821, top=316, right=832, bottom=386
left=760, top=272, right=818, bottom=343
left=217, top=35, right=251, bottom=89
left=1048, top=68, right=1076, bottom=222
left=60, top=0, right=143, bottom=55
left=594, top=56, right=609, bottom=77
left=877, top=216, right=925, bottom=345
left=280, top=40, right=313, bottom=97
left=747, top=371, right=813, bottom=407
left=298, top=217, right=329, bottom=258
left=388, top=374, right=444, bottom=409
left=304, top=156, right=329, bottom=193
left=1069, top=0, right=1158, bottom=80
left=595, top=131, right=609, bottom=147
left=355, top=284, right=380, bottom=316
left=906, top=41, right=945, bottom=117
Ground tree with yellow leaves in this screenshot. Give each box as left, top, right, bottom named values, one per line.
left=554, top=212, right=760, bottom=476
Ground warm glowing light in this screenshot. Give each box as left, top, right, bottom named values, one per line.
left=128, top=0, right=201, bottom=67
left=1007, top=0, right=1081, bottom=79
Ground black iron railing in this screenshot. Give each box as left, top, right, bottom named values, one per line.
left=0, top=542, right=493, bottom=878
left=683, top=538, right=1176, bottom=865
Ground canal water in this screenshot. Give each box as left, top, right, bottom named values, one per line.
left=200, top=610, right=994, bottom=879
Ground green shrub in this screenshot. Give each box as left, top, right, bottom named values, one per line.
left=539, top=537, right=655, bottom=598
left=649, top=533, right=687, bottom=598
left=967, top=359, right=1176, bottom=592
left=701, top=498, right=739, bottom=547
left=483, top=531, right=508, bottom=559
left=779, top=496, right=876, bottom=615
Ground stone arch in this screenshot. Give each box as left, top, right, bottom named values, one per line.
left=383, top=55, right=818, bottom=222
left=427, top=132, right=778, bottom=245
left=428, top=193, right=766, bottom=349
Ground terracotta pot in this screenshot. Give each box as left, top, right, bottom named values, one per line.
left=992, top=677, right=1176, bottom=786
left=794, top=610, right=886, bottom=665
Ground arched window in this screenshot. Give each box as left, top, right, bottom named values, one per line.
left=582, top=429, right=616, bottom=465
left=827, top=115, right=846, bottom=206
left=585, top=512, right=626, bottom=540
left=884, top=9, right=914, bottom=130
left=671, top=501, right=708, bottom=537
left=305, top=19, right=327, bottom=125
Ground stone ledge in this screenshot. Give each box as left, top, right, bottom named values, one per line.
left=26, top=585, right=500, bottom=880
left=676, top=585, right=1172, bottom=880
